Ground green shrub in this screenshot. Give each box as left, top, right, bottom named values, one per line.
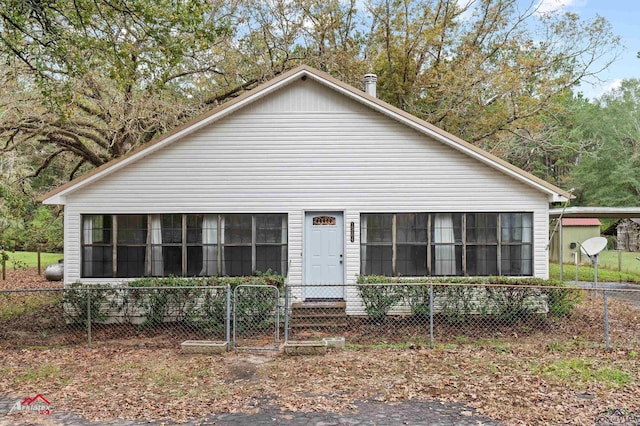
left=438, top=285, right=478, bottom=325
left=356, top=275, right=581, bottom=323
left=233, top=285, right=279, bottom=333
left=63, top=283, right=116, bottom=325
left=197, top=287, right=228, bottom=332
left=127, top=274, right=283, bottom=329
left=542, top=285, right=582, bottom=317
left=356, top=275, right=404, bottom=322
left=483, top=285, right=538, bottom=325
left=402, top=284, right=432, bottom=320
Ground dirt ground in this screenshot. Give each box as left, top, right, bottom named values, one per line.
left=0, top=341, right=638, bottom=425
left=1, top=268, right=639, bottom=425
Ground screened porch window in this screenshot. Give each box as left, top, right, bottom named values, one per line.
left=500, top=213, right=533, bottom=276
left=116, top=215, right=147, bottom=278
left=81, top=215, right=113, bottom=278
left=465, top=213, right=498, bottom=276
left=431, top=213, right=463, bottom=276
left=360, top=212, right=532, bottom=277
left=255, top=214, right=288, bottom=275
left=360, top=214, right=392, bottom=275
left=396, top=213, right=429, bottom=276
left=81, top=213, right=287, bottom=278
left=222, top=214, right=252, bottom=276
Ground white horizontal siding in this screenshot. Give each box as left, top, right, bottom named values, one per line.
left=63, top=78, right=550, bottom=286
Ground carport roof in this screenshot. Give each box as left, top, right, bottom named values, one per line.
left=549, top=207, right=640, bottom=219
left=562, top=218, right=601, bottom=226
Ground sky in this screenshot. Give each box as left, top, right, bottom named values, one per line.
left=536, top=0, right=640, bottom=99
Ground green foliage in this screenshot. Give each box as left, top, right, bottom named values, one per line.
left=0, top=182, right=29, bottom=251
left=130, top=286, right=201, bottom=328
left=197, top=288, right=228, bottom=333
left=438, top=285, right=478, bottom=325
left=483, top=286, right=540, bottom=325
left=357, top=275, right=580, bottom=323
left=402, top=285, right=432, bottom=320
left=59, top=275, right=283, bottom=330
left=126, top=275, right=283, bottom=329
left=570, top=79, right=640, bottom=206
left=534, top=358, right=631, bottom=388
left=356, top=275, right=404, bottom=322
left=6, top=251, right=64, bottom=269
left=543, top=286, right=582, bottom=317
left=62, top=283, right=117, bottom=325
left=549, top=262, right=640, bottom=284
left=233, top=285, right=278, bottom=333
left=127, top=274, right=284, bottom=291
left=25, top=206, right=64, bottom=252
left=0, top=178, right=63, bottom=253
left=0, top=0, right=622, bottom=204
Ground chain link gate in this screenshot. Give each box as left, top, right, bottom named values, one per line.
left=232, top=284, right=280, bottom=350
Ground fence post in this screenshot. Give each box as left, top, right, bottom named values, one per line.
left=275, top=287, right=280, bottom=347
left=1, top=255, right=5, bottom=281
left=284, top=285, right=289, bottom=343
left=429, top=284, right=434, bottom=349
left=37, top=247, right=41, bottom=276
left=225, top=284, right=231, bottom=351
left=86, top=287, right=92, bottom=349
left=603, top=289, right=610, bottom=350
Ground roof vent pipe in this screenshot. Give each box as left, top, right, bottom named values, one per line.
left=364, top=73, right=377, bottom=98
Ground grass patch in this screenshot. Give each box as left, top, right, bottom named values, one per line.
left=0, top=293, right=61, bottom=319
left=549, top=262, right=640, bottom=284
left=369, top=342, right=413, bottom=350
left=598, top=250, right=640, bottom=274
left=120, top=362, right=143, bottom=370
left=145, top=367, right=187, bottom=387
left=346, top=342, right=419, bottom=350
left=545, top=340, right=577, bottom=353
left=16, top=364, right=62, bottom=383
left=4, top=251, right=63, bottom=268
left=533, top=358, right=631, bottom=388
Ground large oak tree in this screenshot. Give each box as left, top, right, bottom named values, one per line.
left=0, top=0, right=622, bottom=189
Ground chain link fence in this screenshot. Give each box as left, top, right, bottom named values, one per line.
left=1, top=283, right=638, bottom=350
left=0, top=286, right=230, bottom=349
left=285, top=283, right=640, bottom=350
left=233, top=285, right=281, bottom=350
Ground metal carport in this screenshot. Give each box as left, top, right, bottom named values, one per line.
left=549, top=207, right=640, bottom=281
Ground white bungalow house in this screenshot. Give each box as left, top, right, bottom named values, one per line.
left=40, top=65, right=571, bottom=311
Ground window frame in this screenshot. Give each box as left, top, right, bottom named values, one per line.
left=81, top=214, right=114, bottom=278
left=80, top=213, right=288, bottom=278
left=360, top=212, right=533, bottom=277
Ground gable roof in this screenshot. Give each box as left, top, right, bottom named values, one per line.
left=603, top=218, right=640, bottom=235
left=40, top=65, right=572, bottom=204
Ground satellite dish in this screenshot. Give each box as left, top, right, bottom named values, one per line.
left=580, top=237, right=607, bottom=257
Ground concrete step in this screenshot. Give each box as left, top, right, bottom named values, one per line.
left=291, top=301, right=346, bottom=309
left=290, top=301, right=347, bottom=329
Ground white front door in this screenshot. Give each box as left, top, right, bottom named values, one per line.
left=304, top=212, right=344, bottom=299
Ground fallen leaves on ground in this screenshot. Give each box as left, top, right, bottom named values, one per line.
left=0, top=340, right=638, bottom=425
left=0, top=268, right=60, bottom=290
left=1, top=269, right=638, bottom=424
